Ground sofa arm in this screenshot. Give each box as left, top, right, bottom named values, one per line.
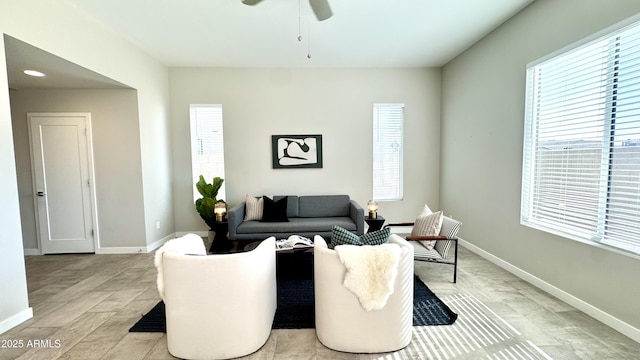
left=227, top=202, right=246, bottom=240
left=349, top=200, right=365, bottom=235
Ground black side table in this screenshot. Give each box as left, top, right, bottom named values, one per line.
left=209, top=221, right=233, bottom=253
left=365, top=215, right=385, bottom=233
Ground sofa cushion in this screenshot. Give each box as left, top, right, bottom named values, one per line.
left=274, top=195, right=299, bottom=218
left=299, top=195, right=350, bottom=218
left=262, top=196, right=289, bottom=222
left=237, top=217, right=357, bottom=235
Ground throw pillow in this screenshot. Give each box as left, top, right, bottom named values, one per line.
left=330, top=225, right=362, bottom=248
left=418, top=203, right=434, bottom=217
left=361, top=227, right=391, bottom=246
left=434, top=217, right=462, bottom=258
left=330, top=225, right=390, bottom=249
left=261, top=196, right=289, bottom=222
left=411, top=211, right=443, bottom=250
left=244, top=194, right=264, bottom=221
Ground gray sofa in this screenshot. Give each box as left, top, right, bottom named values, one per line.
left=228, top=195, right=364, bottom=241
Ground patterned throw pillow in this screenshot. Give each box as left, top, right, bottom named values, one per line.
left=411, top=210, right=443, bottom=250
left=244, top=194, right=264, bottom=221
left=361, top=227, right=391, bottom=246
left=330, top=226, right=390, bottom=249
left=434, top=217, right=462, bottom=258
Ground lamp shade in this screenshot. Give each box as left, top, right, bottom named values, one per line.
left=367, top=200, right=379, bottom=218
left=214, top=202, right=227, bottom=222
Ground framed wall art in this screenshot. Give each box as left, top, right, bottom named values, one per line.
left=272, top=134, right=323, bottom=169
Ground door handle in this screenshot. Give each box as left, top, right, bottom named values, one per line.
left=37, top=191, right=46, bottom=197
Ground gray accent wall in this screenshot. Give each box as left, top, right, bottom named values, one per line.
left=441, top=0, right=640, bottom=335
left=9, top=89, right=147, bottom=250
left=169, top=67, right=443, bottom=232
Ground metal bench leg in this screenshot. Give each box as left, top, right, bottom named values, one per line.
left=452, top=238, right=458, bottom=283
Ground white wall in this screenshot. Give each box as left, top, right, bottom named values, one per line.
left=10, top=89, right=147, bottom=251
left=1, top=0, right=173, bottom=249
left=0, top=36, right=31, bottom=335
left=0, top=0, right=172, bottom=332
left=441, top=0, right=640, bottom=338
left=170, top=67, right=442, bottom=232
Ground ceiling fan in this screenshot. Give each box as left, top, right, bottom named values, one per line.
left=242, top=0, right=333, bottom=21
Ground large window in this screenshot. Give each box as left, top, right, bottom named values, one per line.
left=373, top=103, right=404, bottom=201
left=190, top=104, right=225, bottom=201
left=521, top=19, right=640, bottom=255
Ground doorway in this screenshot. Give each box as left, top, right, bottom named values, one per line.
left=28, top=112, right=98, bottom=254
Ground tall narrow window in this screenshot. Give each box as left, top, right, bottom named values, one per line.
left=521, top=19, right=640, bottom=255
left=373, top=103, right=404, bottom=201
left=190, top=104, right=225, bottom=201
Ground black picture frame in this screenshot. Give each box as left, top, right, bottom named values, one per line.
left=272, top=135, right=323, bottom=169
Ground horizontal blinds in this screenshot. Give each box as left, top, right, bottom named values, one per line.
left=373, top=104, right=404, bottom=201
left=190, top=104, right=226, bottom=201
left=522, top=20, right=640, bottom=254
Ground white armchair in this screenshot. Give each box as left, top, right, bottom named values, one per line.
left=313, top=234, right=414, bottom=353
left=162, top=237, right=277, bottom=360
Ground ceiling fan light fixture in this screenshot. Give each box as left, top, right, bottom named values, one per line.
left=24, top=70, right=45, bottom=77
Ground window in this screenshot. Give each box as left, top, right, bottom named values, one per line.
left=521, top=19, right=640, bottom=255
left=373, top=103, right=404, bottom=201
left=190, top=104, right=225, bottom=201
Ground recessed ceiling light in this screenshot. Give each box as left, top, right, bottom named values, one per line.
left=24, top=70, right=45, bottom=77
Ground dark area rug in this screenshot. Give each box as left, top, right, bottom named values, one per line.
left=129, top=275, right=457, bottom=332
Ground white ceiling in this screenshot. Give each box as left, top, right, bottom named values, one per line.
left=68, top=0, right=533, bottom=67
left=5, top=0, right=533, bottom=89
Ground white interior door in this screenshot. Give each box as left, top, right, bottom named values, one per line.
left=28, top=113, right=97, bottom=254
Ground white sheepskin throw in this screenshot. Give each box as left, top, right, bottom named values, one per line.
left=154, top=233, right=206, bottom=301
left=335, top=244, right=401, bottom=311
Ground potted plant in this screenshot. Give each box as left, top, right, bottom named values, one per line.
left=195, top=175, right=232, bottom=252
left=195, top=175, right=225, bottom=228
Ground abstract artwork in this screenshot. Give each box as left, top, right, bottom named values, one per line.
left=272, top=135, right=323, bottom=169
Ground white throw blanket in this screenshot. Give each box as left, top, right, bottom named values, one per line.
left=335, top=244, right=401, bottom=311
left=154, top=233, right=207, bottom=301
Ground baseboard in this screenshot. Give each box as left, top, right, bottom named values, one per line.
left=26, top=232, right=208, bottom=255
left=0, top=307, right=33, bottom=335
left=175, top=231, right=208, bottom=238
left=23, top=248, right=40, bottom=256
left=145, top=233, right=178, bottom=253
left=460, top=239, right=640, bottom=344
left=94, top=233, right=178, bottom=254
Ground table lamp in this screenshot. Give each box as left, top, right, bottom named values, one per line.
left=367, top=200, right=379, bottom=219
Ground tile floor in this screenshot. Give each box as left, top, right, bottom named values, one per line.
left=1, top=243, right=639, bottom=359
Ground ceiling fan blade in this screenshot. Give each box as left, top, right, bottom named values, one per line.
left=242, top=0, right=263, bottom=5
left=308, top=0, right=332, bottom=21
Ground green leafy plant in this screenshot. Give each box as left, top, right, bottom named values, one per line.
left=195, top=175, right=225, bottom=229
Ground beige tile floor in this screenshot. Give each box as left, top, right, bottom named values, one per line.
left=1, top=243, right=639, bottom=360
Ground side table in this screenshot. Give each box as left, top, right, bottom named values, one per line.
left=365, top=215, right=385, bottom=233
left=209, top=221, right=233, bottom=253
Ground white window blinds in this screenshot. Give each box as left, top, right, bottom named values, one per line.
left=190, top=104, right=226, bottom=201
left=373, top=103, right=404, bottom=201
left=521, top=19, right=640, bottom=255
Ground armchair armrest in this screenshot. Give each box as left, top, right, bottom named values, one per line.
left=349, top=200, right=365, bottom=235
left=227, top=202, right=246, bottom=240
left=406, top=235, right=449, bottom=241
left=385, top=222, right=415, bottom=228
